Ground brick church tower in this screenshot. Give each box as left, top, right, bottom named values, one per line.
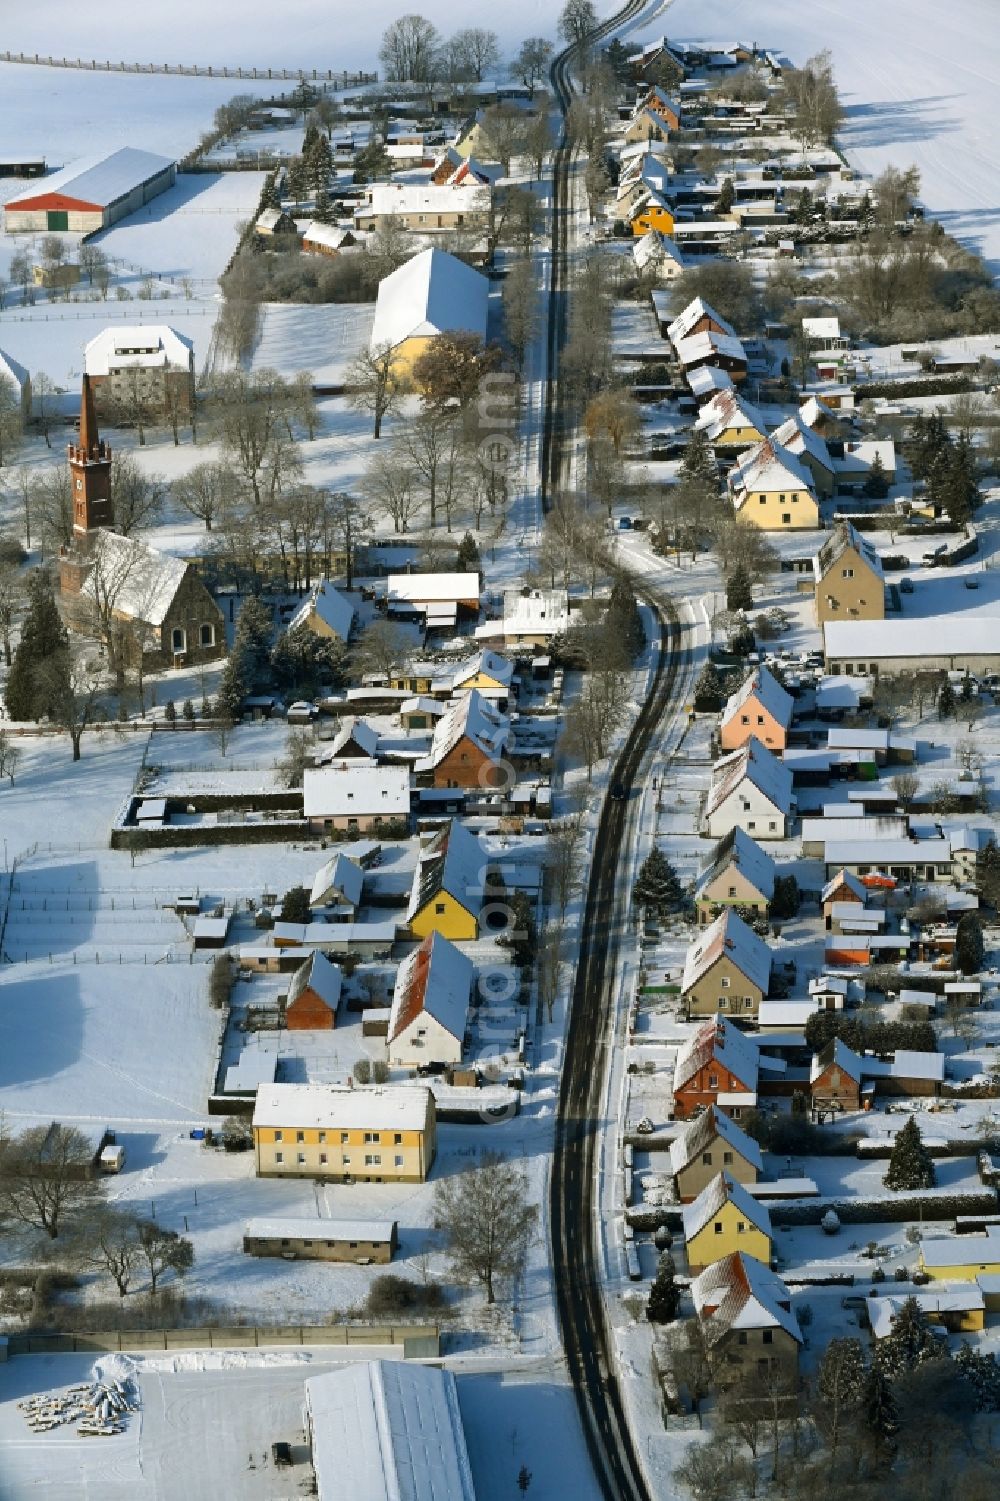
left=60, top=375, right=114, bottom=598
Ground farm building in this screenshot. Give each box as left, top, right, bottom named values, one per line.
left=284, top=951, right=342, bottom=1031
left=305, top=1361, right=476, bottom=1501
left=824, top=617, right=1000, bottom=676
left=4, top=147, right=175, bottom=232
left=252, top=1083, right=436, bottom=1183
left=243, top=1217, right=397, bottom=1263
left=387, top=931, right=473, bottom=1067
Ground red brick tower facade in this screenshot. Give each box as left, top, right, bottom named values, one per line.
left=60, top=376, right=114, bottom=598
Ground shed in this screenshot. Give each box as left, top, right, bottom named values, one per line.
left=243, top=1217, right=397, bottom=1263
left=193, top=914, right=230, bottom=949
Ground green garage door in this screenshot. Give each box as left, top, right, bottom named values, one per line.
left=46, top=210, right=68, bottom=230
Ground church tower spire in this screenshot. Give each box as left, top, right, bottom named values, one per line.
left=68, top=375, right=113, bottom=538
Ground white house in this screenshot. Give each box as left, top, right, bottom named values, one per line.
left=302, top=764, right=410, bottom=832
left=705, top=737, right=794, bottom=840
left=387, top=930, right=474, bottom=1066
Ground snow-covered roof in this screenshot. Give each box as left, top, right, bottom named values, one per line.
left=447, top=649, right=514, bottom=691
left=756, top=999, right=815, bottom=1028
left=705, top=737, right=794, bottom=819
left=826, top=728, right=889, bottom=752
left=814, top=521, right=884, bottom=585
left=387, top=571, right=481, bottom=606
left=687, top=364, right=734, bottom=399
left=306, top=1360, right=476, bottom=1501
left=253, top=1083, right=432, bottom=1133
left=245, top=1216, right=395, bottom=1243
left=869, top=1288, right=983, bottom=1340
left=730, top=437, right=815, bottom=500
left=310, top=852, right=365, bottom=910
left=669, top=1104, right=763, bottom=1176
left=84, top=324, right=193, bottom=375
left=80, top=531, right=191, bottom=628
left=667, top=295, right=737, bottom=346
left=418, top=689, right=509, bottom=770
left=681, top=908, right=771, bottom=995
left=683, top=1171, right=772, bottom=1243
left=370, top=248, right=489, bottom=352
left=0, top=347, right=30, bottom=392
left=674, top=329, right=747, bottom=368
left=721, top=664, right=794, bottom=733
left=802, top=316, right=842, bottom=340
left=674, top=1015, right=760, bottom=1095
left=919, top=1230, right=1000, bottom=1270
left=694, top=387, right=765, bottom=442
left=809, top=972, right=851, bottom=996
left=5, top=147, right=173, bottom=209
left=302, top=764, right=410, bottom=819
left=821, top=869, right=867, bottom=903
left=360, top=181, right=490, bottom=217
left=388, top=931, right=473, bottom=1044
left=287, top=950, right=343, bottom=1012
left=825, top=617, right=1000, bottom=663
left=327, top=717, right=380, bottom=761
left=301, top=222, right=355, bottom=250
left=288, top=579, right=355, bottom=641
left=633, top=228, right=685, bottom=272
left=770, top=413, right=835, bottom=474
left=692, top=1251, right=800, bottom=1346
left=501, top=587, right=570, bottom=637
left=406, top=819, right=487, bottom=922
left=694, top=826, right=776, bottom=902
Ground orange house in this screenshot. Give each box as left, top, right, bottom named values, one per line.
left=285, top=951, right=342, bottom=1031
left=630, top=191, right=675, bottom=237
left=719, top=665, right=794, bottom=753
left=672, top=1016, right=760, bottom=1122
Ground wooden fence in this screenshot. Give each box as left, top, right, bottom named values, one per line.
left=0, top=52, right=376, bottom=85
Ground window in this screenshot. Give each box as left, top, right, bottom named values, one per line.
left=740, top=714, right=750, bottom=725
left=340, top=1132, right=349, bottom=1143
left=365, top=1153, right=382, bottom=1166
left=720, top=976, right=731, bottom=989
left=738, top=1331, right=748, bottom=1345
left=718, top=997, right=728, bottom=1009
left=342, top=1155, right=351, bottom=1165
left=394, top=1154, right=403, bottom=1167
left=275, top=1151, right=283, bottom=1163
left=728, top=886, right=737, bottom=898
left=364, top=1132, right=378, bottom=1143
left=297, top=1152, right=305, bottom=1164
left=319, top=1153, right=327, bottom=1165
left=394, top=1134, right=402, bottom=1145
left=701, top=1151, right=713, bottom=1165
left=296, top=1131, right=304, bottom=1143
left=744, top=998, right=754, bottom=1010
left=714, top=1222, right=723, bottom=1235
left=842, top=567, right=854, bottom=578
left=782, top=513, right=791, bottom=525
left=171, top=627, right=186, bottom=653
left=723, top=1151, right=733, bottom=1164
left=274, top=1131, right=283, bottom=1142
left=200, top=623, right=215, bottom=647
left=318, top=1132, right=326, bottom=1144
left=435, top=903, right=446, bottom=914
left=708, top=1073, right=719, bottom=1088
left=762, top=1330, right=773, bottom=1345
left=737, top=1221, right=746, bottom=1234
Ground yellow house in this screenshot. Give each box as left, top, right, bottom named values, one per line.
left=440, top=649, right=514, bottom=708
left=630, top=190, right=675, bottom=238
left=389, top=671, right=435, bottom=693
left=870, top=1290, right=985, bottom=1338
left=624, top=105, right=676, bottom=144
left=286, top=578, right=354, bottom=642
left=695, top=388, right=767, bottom=451
left=729, top=437, right=820, bottom=530
left=369, top=247, right=490, bottom=382
left=918, top=1231, right=1000, bottom=1282
left=813, top=520, right=886, bottom=626
left=771, top=414, right=837, bottom=498
left=407, top=818, right=486, bottom=941
left=252, top=1083, right=436, bottom=1183
left=682, top=1171, right=772, bottom=1273
left=454, top=112, right=490, bottom=159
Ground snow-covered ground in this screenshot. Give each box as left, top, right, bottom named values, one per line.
left=651, top=0, right=1000, bottom=272
left=91, top=171, right=266, bottom=287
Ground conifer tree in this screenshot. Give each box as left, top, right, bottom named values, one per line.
left=955, top=912, right=984, bottom=975
left=862, top=1360, right=897, bottom=1459
left=646, top=1251, right=679, bottom=1323
left=607, top=577, right=645, bottom=661
left=633, top=847, right=682, bottom=917
left=456, top=531, right=482, bottom=575
left=883, top=1117, right=936, bottom=1191
left=679, top=427, right=718, bottom=497
left=874, top=1295, right=940, bottom=1376
left=726, top=562, right=753, bottom=613
left=717, top=176, right=735, bottom=215
left=937, top=677, right=956, bottom=720
left=864, top=451, right=889, bottom=499
left=312, top=186, right=334, bottom=225
left=4, top=570, right=70, bottom=722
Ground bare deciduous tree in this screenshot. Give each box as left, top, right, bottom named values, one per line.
left=0, top=1123, right=103, bottom=1238
left=347, top=343, right=400, bottom=440
left=433, top=1152, right=538, bottom=1304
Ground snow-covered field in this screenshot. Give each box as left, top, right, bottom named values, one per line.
left=654, top=0, right=1000, bottom=272
left=91, top=172, right=266, bottom=286
left=251, top=302, right=375, bottom=386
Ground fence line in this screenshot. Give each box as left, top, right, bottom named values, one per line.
left=6, top=1321, right=438, bottom=1357
left=0, top=52, right=376, bottom=86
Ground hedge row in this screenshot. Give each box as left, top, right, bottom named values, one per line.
left=860, top=375, right=976, bottom=399
left=769, top=1188, right=998, bottom=1226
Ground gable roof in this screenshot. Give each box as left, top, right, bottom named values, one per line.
left=302, top=764, right=410, bottom=819
left=705, top=737, right=794, bottom=819
left=387, top=572, right=481, bottom=606
left=694, top=387, right=765, bottom=442
left=682, top=1170, right=772, bottom=1243
left=721, top=664, right=794, bottom=733
left=448, top=650, right=513, bottom=690
left=687, top=365, right=734, bottom=399
left=730, top=437, right=815, bottom=500
left=6, top=147, right=173, bottom=210
left=633, top=228, right=685, bottom=272
left=287, top=950, right=343, bottom=1014
left=798, top=394, right=840, bottom=430
left=418, top=689, right=509, bottom=771
left=667, top=296, right=738, bottom=346
left=302, top=222, right=356, bottom=250
left=675, top=329, right=747, bottom=368
left=370, top=248, right=489, bottom=352
left=821, top=868, right=867, bottom=904
left=673, top=1015, right=760, bottom=1095
left=669, top=1104, right=764, bottom=1176
left=814, top=521, right=884, bottom=583
left=84, top=323, right=193, bottom=375
left=406, top=819, right=487, bottom=923
left=288, top=579, right=355, bottom=641
left=388, top=931, right=473, bottom=1044
left=0, top=347, right=30, bottom=392
left=329, top=717, right=380, bottom=760
left=681, top=909, right=771, bottom=995
left=310, top=852, right=365, bottom=910
left=692, top=1252, right=801, bottom=1346
left=80, top=530, right=192, bottom=627
left=771, top=412, right=835, bottom=475
left=810, top=1036, right=866, bottom=1085
left=695, top=827, right=777, bottom=903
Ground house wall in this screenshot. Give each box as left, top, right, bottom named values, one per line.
left=254, top=1113, right=435, bottom=1183
left=715, top=423, right=765, bottom=448
left=828, top=650, right=1000, bottom=677
left=683, top=954, right=765, bottom=1020
left=706, top=788, right=787, bottom=841
left=389, top=1011, right=463, bottom=1067
left=710, top=1326, right=800, bottom=1389
left=433, top=737, right=501, bottom=789
left=409, top=891, right=478, bottom=942
left=696, top=866, right=768, bottom=925
left=674, top=1060, right=755, bottom=1121
left=814, top=547, right=885, bottom=626
left=686, top=1204, right=771, bottom=1273
left=720, top=694, right=788, bottom=753
left=794, top=450, right=835, bottom=498
left=286, top=983, right=336, bottom=1031
left=309, top=812, right=407, bottom=835
left=810, top=1062, right=861, bottom=1110
left=918, top=1253, right=1000, bottom=1283
left=631, top=203, right=675, bottom=236
left=243, top=1228, right=396, bottom=1262
left=736, top=487, right=819, bottom=530
left=155, top=570, right=226, bottom=667
left=676, top=1144, right=758, bottom=1202
left=92, top=367, right=194, bottom=417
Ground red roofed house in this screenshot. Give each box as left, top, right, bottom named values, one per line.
left=692, top=1252, right=802, bottom=1386
left=387, top=931, right=474, bottom=1067
left=673, top=1015, right=760, bottom=1121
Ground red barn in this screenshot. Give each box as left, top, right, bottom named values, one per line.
left=4, top=148, right=175, bottom=234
